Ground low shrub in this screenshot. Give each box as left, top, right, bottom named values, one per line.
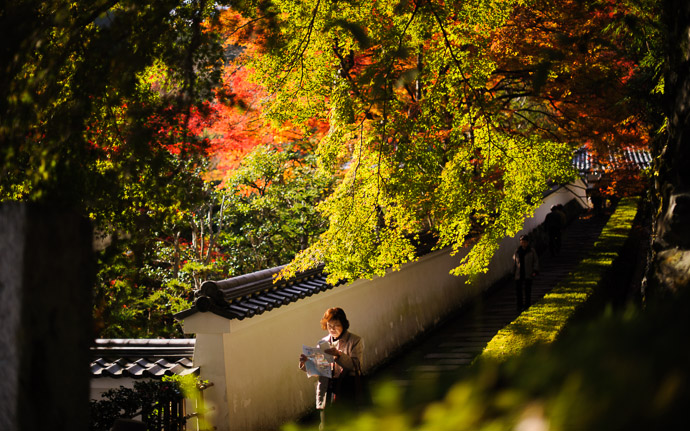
left=90, top=375, right=205, bottom=431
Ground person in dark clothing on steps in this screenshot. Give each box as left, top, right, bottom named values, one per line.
left=544, top=205, right=564, bottom=256
left=513, top=234, right=539, bottom=311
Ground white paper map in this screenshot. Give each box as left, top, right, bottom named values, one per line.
left=302, top=341, right=334, bottom=378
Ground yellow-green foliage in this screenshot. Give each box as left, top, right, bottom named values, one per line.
left=240, top=0, right=577, bottom=284
left=480, top=198, right=639, bottom=362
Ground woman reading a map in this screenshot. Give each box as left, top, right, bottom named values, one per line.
left=299, top=307, right=364, bottom=430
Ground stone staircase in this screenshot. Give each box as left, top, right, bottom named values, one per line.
left=368, top=209, right=612, bottom=406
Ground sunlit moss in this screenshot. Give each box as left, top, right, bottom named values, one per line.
left=479, top=198, right=638, bottom=362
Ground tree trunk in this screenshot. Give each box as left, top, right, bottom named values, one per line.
left=646, top=0, right=690, bottom=297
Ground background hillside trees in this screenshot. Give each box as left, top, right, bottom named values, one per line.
left=219, top=143, right=333, bottom=273
left=93, top=141, right=331, bottom=337
left=1, top=1, right=332, bottom=337
left=1, top=1, right=231, bottom=337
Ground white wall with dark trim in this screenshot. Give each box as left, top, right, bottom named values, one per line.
left=178, top=179, right=587, bottom=431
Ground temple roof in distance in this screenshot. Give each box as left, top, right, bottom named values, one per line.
left=572, top=147, right=652, bottom=174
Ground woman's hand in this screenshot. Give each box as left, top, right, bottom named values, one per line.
left=324, top=348, right=341, bottom=359
left=299, top=354, right=307, bottom=369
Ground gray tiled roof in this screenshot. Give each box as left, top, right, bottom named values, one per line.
left=573, top=146, right=652, bottom=173
left=175, top=265, right=341, bottom=321
left=91, top=339, right=198, bottom=379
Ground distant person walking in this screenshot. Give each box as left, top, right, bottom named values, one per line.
left=544, top=205, right=564, bottom=256
left=513, top=235, right=539, bottom=311
left=556, top=204, right=567, bottom=226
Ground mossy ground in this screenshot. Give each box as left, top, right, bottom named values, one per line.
left=480, top=198, right=639, bottom=362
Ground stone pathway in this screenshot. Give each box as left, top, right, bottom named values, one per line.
left=367, top=209, right=612, bottom=408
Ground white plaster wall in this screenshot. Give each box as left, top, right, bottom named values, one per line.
left=179, top=184, right=587, bottom=431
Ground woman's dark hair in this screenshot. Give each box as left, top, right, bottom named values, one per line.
left=320, top=307, right=350, bottom=331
